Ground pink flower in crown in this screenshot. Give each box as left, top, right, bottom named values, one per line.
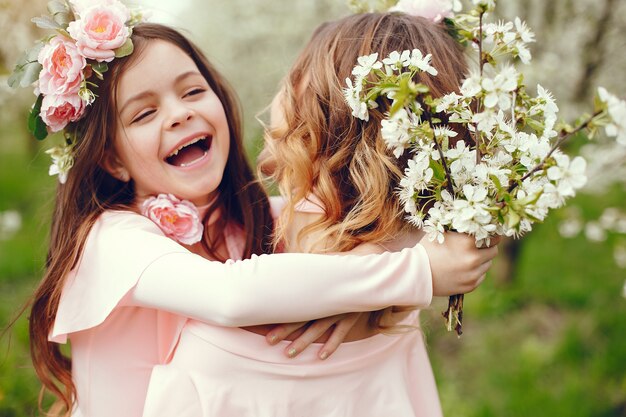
left=67, top=0, right=131, bottom=62
left=141, top=194, right=204, bottom=245
left=40, top=94, right=86, bottom=132
left=37, top=36, right=86, bottom=96
left=389, top=0, right=456, bottom=23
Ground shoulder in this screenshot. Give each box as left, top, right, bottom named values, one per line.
left=49, top=210, right=188, bottom=342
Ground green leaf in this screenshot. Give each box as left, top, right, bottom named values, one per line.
left=505, top=210, right=521, bottom=229
left=47, top=0, right=70, bottom=15
left=28, top=95, right=49, bottom=141
left=91, top=62, right=108, bottom=76
left=526, top=117, right=544, bottom=133
left=32, top=15, right=63, bottom=30
left=8, top=43, right=45, bottom=88
left=429, top=159, right=446, bottom=182
left=489, top=174, right=502, bottom=190
left=114, top=38, right=134, bottom=58
left=53, top=11, right=72, bottom=27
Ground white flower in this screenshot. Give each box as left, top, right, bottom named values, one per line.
left=352, top=53, right=382, bottom=78
left=518, top=133, right=551, bottom=169
left=584, top=222, right=607, bottom=242
left=446, top=140, right=476, bottom=176
left=536, top=85, right=559, bottom=139
left=408, top=49, right=438, bottom=76
left=558, top=218, right=582, bottom=238
left=460, top=71, right=482, bottom=98
left=424, top=204, right=449, bottom=244
left=0, top=210, right=22, bottom=241
left=482, top=65, right=519, bottom=109
left=472, top=108, right=498, bottom=132
left=46, top=145, right=75, bottom=184
left=344, top=77, right=369, bottom=121
left=597, top=87, right=626, bottom=146
left=451, top=184, right=496, bottom=240
left=547, top=154, right=587, bottom=198
left=435, top=92, right=462, bottom=113
left=401, top=152, right=434, bottom=193
left=381, top=108, right=422, bottom=157
left=514, top=17, right=535, bottom=44
left=382, top=50, right=411, bottom=69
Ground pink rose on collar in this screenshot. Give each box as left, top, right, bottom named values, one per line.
left=38, top=36, right=86, bottom=96
left=40, top=93, right=86, bottom=132
left=390, top=0, right=456, bottom=23
left=141, top=194, right=204, bottom=245
left=67, top=0, right=131, bottom=62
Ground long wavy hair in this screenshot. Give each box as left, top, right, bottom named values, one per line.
left=258, top=13, right=468, bottom=327
left=28, top=23, right=274, bottom=415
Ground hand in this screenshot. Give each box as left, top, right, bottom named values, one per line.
left=420, top=232, right=500, bottom=296
left=265, top=313, right=362, bottom=360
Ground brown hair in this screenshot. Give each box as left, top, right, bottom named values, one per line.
left=258, top=12, right=468, bottom=326
left=29, top=23, right=273, bottom=415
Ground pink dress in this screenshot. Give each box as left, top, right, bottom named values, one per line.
left=141, top=197, right=443, bottom=417
left=50, top=207, right=433, bottom=417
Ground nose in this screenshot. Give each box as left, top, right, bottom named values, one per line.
left=167, top=103, right=195, bottom=129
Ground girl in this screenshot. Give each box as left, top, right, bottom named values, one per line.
left=26, top=17, right=496, bottom=417
left=139, top=12, right=494, bottom=417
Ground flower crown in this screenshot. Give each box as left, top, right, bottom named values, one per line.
left=8, top=0, right=146, bottom=183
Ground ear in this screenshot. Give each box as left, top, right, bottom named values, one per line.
left=101, top=148, right=131, bottom=182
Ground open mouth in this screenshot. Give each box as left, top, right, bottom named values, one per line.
left=165, top=136, right=212, bottom=167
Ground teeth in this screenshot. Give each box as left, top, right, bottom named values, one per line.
left=168, top=136, right=205, bottom=158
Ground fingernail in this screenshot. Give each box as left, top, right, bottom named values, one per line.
left=268, top=334, right=277, bottom=344
left=287, top=348, right=297, bottom=357
left=319, top=351, right=328, bottom=360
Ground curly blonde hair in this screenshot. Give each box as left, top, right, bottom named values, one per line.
left=260, top=12, right=467, bottom=249
left=258, top=12, right=468, bottom=328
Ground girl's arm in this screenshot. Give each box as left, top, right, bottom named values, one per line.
left=127, top=245, right=432, bottom=327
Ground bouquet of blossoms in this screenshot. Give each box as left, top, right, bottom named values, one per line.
left=345, top=0, right=626, bottom=335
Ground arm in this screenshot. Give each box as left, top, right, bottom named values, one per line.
left=128, top=244, right=433, bottom=327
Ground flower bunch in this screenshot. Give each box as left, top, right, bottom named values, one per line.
left=344, top=0, right=626, bottom=335
left=141, top=194, right=204, bottom=245
left=8, top=0, right=144, bottom=183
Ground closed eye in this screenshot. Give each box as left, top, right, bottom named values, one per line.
left=184, top=88, right=206, bottom=98
left=131, top=109, right=156, bottom=124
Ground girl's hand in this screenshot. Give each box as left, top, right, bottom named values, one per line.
left=265, top=313, right=362, bottom=360
left=421, top=232, right=501, bottom=296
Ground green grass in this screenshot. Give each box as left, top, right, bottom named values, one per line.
left=1, top=121, right=625, bottom=416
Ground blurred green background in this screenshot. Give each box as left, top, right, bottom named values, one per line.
left=1, top=0, right=625, bottom=416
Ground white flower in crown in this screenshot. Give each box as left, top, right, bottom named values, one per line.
left=344, top=77, right=369, bottom=121
left=352, top=53, right=382, bottom=78
left=390, top=0, right=457, bottom=23
left=408, top=49, right=438, bottom=76
left=46, top=145, right=75, bottom=184
left=381, top=108, right=418, bottom=157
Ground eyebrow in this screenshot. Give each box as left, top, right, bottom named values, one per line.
left=119, top=70, right=204, bottom=116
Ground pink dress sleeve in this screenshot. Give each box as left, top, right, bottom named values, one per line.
left=51, top=210, right=433, bottom=341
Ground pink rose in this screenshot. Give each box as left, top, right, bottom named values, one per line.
left=38, top=36, right=86, bottom=96
left=67, top=1, right=131, bottom=62
left=141, top=194, right=204, bottom=245
left=390, top=0, right=455, bottom=23
left=40, top=94, right=86, bottom=132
